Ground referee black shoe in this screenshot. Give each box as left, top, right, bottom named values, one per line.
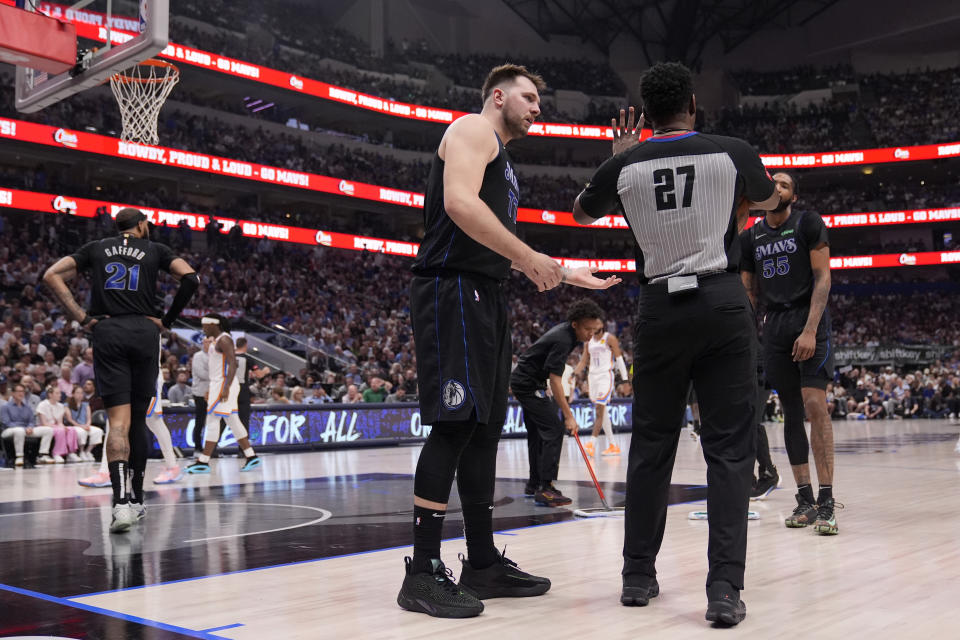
left=397, top=557, right=484, bottom=618
left=705, top=581, right=746, bottom=626
left=523, top=481, right=537, bottom=497
left=458, top=550, right=551, bottom=599
left=621, top=574, right=660, bottom=606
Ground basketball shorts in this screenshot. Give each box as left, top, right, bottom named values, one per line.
left=410, top=272, right=510, bottom=426
left=763, top=307, right=834, bottom=391
left=92, top=315, right=160, bottom=408
left=588, top=370, right=615, bottom=405
left=207, top=379, right=241, bottom=416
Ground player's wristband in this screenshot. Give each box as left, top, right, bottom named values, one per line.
left=80, top=314, right=93, bottom=326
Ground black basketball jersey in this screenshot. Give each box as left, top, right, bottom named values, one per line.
left=740, top=210, right=829, bottom=308
left=71, top=234, right=177, bottom=317
left=412, top=132, right=519, bottom=281
left=510, top=322, right=578, bottom=391
left=577, top=132, right=775, bottom=284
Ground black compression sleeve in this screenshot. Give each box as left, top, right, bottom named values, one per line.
left=162, top=272, right=199, bottom=328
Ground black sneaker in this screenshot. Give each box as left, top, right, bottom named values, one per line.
left=621, top=574, right=659, bottom=606
left=705, top=580, right=746, bottom=626
left=750, top=467, right=780, bottom=500
left=813, top=497, right=843, bottom=535
left=534, top=484, right=572, bottom=507
left=458, top=550, right=551, bottom=599
left=785, top=493, right=818, bottom=528
left=397, top=557, right=484, bottom=618
left=523, top=481, right=537, bottom=497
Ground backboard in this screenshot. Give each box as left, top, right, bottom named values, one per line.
left=14, top=0, right=169, bottom=113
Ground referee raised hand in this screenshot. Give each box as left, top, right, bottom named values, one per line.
left=43, top=208, right=199, bottom=533
left=572, top=62, right=780, bottom=626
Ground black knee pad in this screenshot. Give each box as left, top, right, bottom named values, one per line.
left=778, top=389, right=809, bottom=466
left=413, top=421, right=475, bottom=504
left=457, top=421, right=503, bottom=505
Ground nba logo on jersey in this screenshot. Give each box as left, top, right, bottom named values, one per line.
left=442, top=380, right=466, bottom=409
left=474, top=289, right=480, bottom=303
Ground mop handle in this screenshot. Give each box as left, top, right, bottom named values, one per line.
left=572, top=429, right=609, bottom=506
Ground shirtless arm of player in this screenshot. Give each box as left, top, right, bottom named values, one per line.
left=793, top=243, right=831, bottom=362
left=741, top=271, right=758, bottom=310
left=549, top=373, right=578, bottom=434
left=218, top=334, right=237, bottom=401
left=442, top=114, right=561, bottom=292
left=42, top=258, right=89, bottom=326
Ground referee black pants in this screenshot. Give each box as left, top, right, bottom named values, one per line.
left=623, top=273, right=757, bottom=590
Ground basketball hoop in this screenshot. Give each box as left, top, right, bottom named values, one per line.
left=110, top=59, right=179, bottom=146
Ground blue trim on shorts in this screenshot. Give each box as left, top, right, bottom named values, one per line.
left=441, top=229, right=457, bottom=266
left=435, top=277, right=443, bottom=404
left=457, top=276, right=478, bottom=409
left=816, top=335, right=832, bottom=373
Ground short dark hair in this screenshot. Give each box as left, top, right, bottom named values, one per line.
left=640, top=62, right=694, bottom=125
left=567, top=299, right=604, bottom=324
left=236, top=336, right=247, bottom=348
left=481, top=64, right=546, bottom=103
left=12, top=384, right=25, bottom=392
left=773, top=171, right=800, bottom=197
left=115, top=207, right=147, bottom=231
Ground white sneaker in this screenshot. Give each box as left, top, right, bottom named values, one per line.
left=955, top=437, right=960, bottom=454
left=14, top=457, right=24, bottom=467
left=78, top=470, right=111, bottom=488
left=66, top=453, right=81, bottom=463
left=153, top=466, right=183, bottom=484
left=37, top=454, right=54, bottom=464
left=131, top=502, right=146, bottom=521
left=80, top=451, right=94, bottom=462
left=53, top=454, right=65, bottom=464
left=109, top=503, right=137, bottom=533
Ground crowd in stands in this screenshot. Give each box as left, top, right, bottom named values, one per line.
left=730, top=64, right=858, bottom=95
left=824, top=363, right=959, bottom=421
left=861, top=67, right=960, bottom=147
left=705, top=100, right=858, bottom=154
left=1, top=210, right=958, bottom=426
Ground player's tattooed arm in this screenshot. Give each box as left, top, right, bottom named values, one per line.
left=43, top=257, right=92, bottom=326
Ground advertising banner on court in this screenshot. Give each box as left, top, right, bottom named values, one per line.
left=156, top=399, right=632, bottom=453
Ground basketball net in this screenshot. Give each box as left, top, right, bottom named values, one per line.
left=110, top=59, right=179, bottom=146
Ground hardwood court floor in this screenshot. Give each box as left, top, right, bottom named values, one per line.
left=1, top=419, right=958, bottom=639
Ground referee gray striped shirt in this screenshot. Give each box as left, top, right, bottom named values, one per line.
left=577, top=132, right=775, bottom=284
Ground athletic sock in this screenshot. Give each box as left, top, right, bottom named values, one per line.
left=412, top=505, right=445, bottom=573
left=131, top=466, right=145, bottom=503
left=198, top=454, right=211, bottom=464
left=797, top=483, right=816, bottom=505
left=817, top=485, right=833, bottom=505
left=462, top=502, right=497, bottom=570
left=108, top=460, right=128, bottom=505
left=243, top=447, right=255, bottom=458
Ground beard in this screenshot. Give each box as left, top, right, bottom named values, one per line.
left=503, top=108, right=531, bottom=139
left=772, top=195, right=792, bottom=213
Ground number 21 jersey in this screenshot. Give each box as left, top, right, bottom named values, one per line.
left=740, top=210, right=829, bottom=308
left=71, top=234, right=176, bottom=317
